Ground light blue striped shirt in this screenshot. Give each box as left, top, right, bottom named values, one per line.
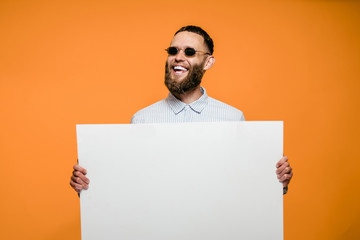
left=131, top=87, right=245, bottom=124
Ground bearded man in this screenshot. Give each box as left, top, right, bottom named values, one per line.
left=70, top=25, right=293, bottom=194
left=130, top=26, right=245, bottom=124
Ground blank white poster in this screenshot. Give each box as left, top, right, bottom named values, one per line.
left=77, top=121, right=283, bottom=240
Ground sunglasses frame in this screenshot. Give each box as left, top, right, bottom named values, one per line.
left=165, top=47, right=210, bottom=57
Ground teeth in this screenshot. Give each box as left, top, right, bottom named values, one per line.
left=173, top=66, right=187, bottom=71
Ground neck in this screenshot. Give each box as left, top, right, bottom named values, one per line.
left=172, top=85, right=202, bottom=104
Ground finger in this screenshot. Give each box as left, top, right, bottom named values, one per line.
left=71, top=175, right=89, bottom=189
left=73, top=164, right=87, bottom=174
left=70, top=180, right=81, bottom=193
left=276, top=156, right=288, bottom=168
left=279, top=172, right=293, bottom=183
left=278, top=165, right=292, bottom=178
left=73, top=164, right=87, bottom=175
left=282, top=172, right=293, bottom=187
left=73, top=170, right=90, bottom=184
left=70, top=179, right=84, bottom=193
left=276, top=162, right=289, bottom=174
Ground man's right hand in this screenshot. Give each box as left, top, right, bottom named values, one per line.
left=70, top=164, right=89, bottom=193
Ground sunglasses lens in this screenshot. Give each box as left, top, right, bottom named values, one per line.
left=167, top=47, right=178, bottom=55
left=184, top=48, right=196, bottom=56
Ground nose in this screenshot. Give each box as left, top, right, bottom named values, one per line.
left=174, top=49, right=186, bottom=61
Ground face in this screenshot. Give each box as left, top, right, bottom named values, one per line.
left=164, top=31, right=213, bottom=95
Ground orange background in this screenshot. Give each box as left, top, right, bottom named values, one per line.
left=1, top=0, right=359, bottom=239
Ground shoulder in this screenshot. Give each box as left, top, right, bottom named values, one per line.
left=207, top=96, right=245, bottom=121
left=130, top=99, right=169, bottom=124
left=208, top=96, right=242, bottom=112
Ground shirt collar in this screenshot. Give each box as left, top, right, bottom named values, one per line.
left=166, top=87, right=209, bottom=114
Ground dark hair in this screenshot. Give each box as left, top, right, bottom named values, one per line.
left=175, top=25, right=214, bottom=55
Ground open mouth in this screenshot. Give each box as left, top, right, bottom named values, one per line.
left=172, top=65, right=189, bottom=74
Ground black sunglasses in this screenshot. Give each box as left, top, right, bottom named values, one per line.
left=165, top=47, right=210, bottom=57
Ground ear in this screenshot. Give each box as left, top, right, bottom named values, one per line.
left=203, top=55, right=215, bottom=71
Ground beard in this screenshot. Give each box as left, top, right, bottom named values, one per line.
left=164, top=61, right=205, bottom=95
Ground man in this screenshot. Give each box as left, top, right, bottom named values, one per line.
left=70, top=25, right=293, bottom=194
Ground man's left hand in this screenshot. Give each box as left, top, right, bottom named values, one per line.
left=276, top=156, right=293, bottom=188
